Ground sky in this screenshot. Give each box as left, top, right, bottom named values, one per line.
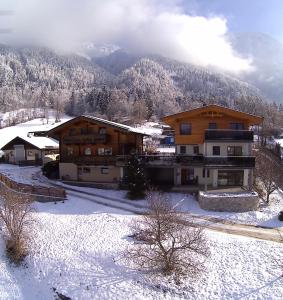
left=182, top=0, right=283, bottom=41
left=0, top=0, right=282, bottom=73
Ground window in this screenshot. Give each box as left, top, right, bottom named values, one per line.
left=202, top=168, right=210, bottom=178
left=213, top=146, right=220, bottom=156
left=180, top=146, right=186, bottom=154
left=101, top=167, right=109, bottom=174
left=193, top=146, right=199, bottom=155
left=104, top=148, right=112, bottom=155
left=81, top=126, right=93, bottom=135
left=208, top=123, right=217, bottom=129
left=78, top=167, right=82, bottom=175
left=98, top=148, right=112, bottom=155
left=227, top=146, right=242, bottom=156
left=230, top=123, right=244, bottom=130
left=83, top=167, right=91, bottom=174
left=67, top=147, right=73, bottom=156
left=27, top=151, right=33, bottom=156
left=69, top=128, right=76, bottom=136
left=180, top=123, right=191, bottom=135
left=84, top=147, right=92, bottom=155
left=99, top=127, right=107, bottom=134
left=98, top=148, right=104, bottom=155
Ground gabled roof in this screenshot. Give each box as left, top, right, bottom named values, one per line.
left=162, top=104, right=264, bottom=125
left=1, top=135, right=59, bottom=150
left=47, top=115, right=150, bottom=136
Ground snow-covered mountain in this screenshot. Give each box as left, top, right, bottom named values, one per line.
left=0, top=42, right=271, bottom=119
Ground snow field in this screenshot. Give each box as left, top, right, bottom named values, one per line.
left=1, top=196, right=283, bottom=299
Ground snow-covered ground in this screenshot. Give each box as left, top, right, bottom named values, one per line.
left=57, top=181, right=283, bottom=228
left=1, top=163, right=282, bottom=228
left=0, top=111, right=71, bottom=149
left=0, top=195, right=283, bottom=300
left=0, top=165, right=50, bottom=187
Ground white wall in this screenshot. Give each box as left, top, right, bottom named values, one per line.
left=205, top=142, right=251, bottom=156
left=176, top=144, right=204, bottom=155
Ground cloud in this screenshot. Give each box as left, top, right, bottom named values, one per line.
left=3, top=0, right=252, bottom=73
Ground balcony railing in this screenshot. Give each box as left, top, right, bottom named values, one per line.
left=205, top=130, right=253, bottom=141
left=62, top=134, right=108, bottom=144
left=176, top=155, right=204, bottom=165
left=61, top=154, right=255, bottom=168
left=204, top=156, right=255, bottom=167
left=61, top=155, right=116, bottom=165
left=116, top=154, right=177, bottom=166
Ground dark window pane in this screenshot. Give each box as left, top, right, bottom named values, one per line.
left=213, top=146, right=220, bottom=155
left=230, top=123, right=244, bottom=130
left=227, top=146, right=242, bottom=156
left=180, top=146, right=186, bottom=154
left=193, top=146, right=199, bottom=154
left=208, top=123, right=217, bottom=129
left=180, top=123, right=191, bottom=135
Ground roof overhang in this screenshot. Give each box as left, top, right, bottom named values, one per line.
left=162, top=104, right=264, bottom=126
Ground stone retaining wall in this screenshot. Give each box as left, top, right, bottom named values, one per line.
left=0, top=173, right=66, bottom=201
left=198, top=191, right=259, bottom=212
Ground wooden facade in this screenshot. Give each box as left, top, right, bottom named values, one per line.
left=47, top=116, right=146, bottom=184
left=161, top=105, right=263, bottom=190
left=163, top=105, right=263, bottom=145
left=48, top=116, right=144, bottom=164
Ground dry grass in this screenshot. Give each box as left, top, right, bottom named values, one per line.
left=0, top=184, right=34, bottom=264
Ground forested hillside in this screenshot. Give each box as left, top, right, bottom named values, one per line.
left=0, top=44, right=282, bottom=131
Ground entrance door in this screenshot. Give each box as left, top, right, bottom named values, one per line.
left=181, top=168, right=197, bottom=185
left=14, top=145, right=25, bottom=164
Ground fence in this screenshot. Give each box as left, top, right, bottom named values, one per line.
left=0, top=173, right=66, bottom=200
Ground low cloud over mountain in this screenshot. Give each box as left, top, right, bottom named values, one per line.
left=3, top=0, right=251, bottom=73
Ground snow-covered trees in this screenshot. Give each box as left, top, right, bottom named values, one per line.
left=1, top=45, right=283, bottom=127
left=255, top=149, right=283, bottom=204
left=126, top=154, right=147, bottom=199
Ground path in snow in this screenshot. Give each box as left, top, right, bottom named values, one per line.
left=63, top=185, right=283, bottom=243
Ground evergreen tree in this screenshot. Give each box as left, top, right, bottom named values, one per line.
left=126, top=154, right=146, bottom=199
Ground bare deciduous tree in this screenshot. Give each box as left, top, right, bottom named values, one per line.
left=255, top=149, right=283, bottom=204
left=125, top=191, right=209, bottom=281
left=0, top=185, right=34, bottom=263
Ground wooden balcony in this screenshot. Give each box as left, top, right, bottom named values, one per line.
left=61, top=155, right=116, bottom=165
left=62, top=134, right=108, bottom=144
left=205, top=130, right=253, bottom=141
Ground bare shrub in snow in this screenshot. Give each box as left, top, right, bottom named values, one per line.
left=255, top=150, right=283, bottom=204
left=0, top=185, right=34, bottom=264
left=126, top=191, right=209, bottom=281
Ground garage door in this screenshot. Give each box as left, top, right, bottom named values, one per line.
left=146, top=168, right=174, bottom=186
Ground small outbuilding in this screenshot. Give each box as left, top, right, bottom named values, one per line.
left=1, top=135, right=59, bottom=165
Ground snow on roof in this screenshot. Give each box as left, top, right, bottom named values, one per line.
left=16, top=135, right=59, bottom=150
left=275, top=138, right=283, bottom=148
left=82, top=115, right=149, bottom=135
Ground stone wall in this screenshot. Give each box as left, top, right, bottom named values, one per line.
left=198, top=191, right=259, bottom=212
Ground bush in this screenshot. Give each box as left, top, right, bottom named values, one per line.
left=42, top=160, right=59, bottom=179
left=0, top=186, right=34, bottom=264
left=125, top=191, right=210, bottom=281
left=278, top=211, right=283, bottom=221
